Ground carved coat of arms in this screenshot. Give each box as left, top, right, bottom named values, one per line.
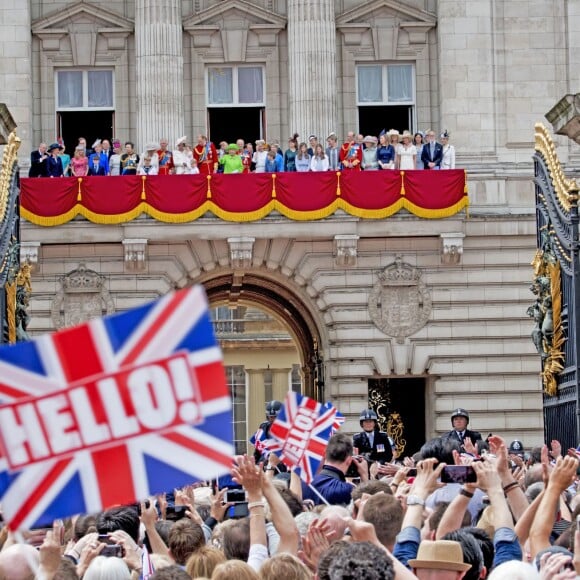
left=368, top=257, right=432, bottom=342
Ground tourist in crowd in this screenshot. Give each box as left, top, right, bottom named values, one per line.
left=414, top=132, right=425, bottom=169
left=157, top=138, right=174, bottom=175
left=88, top=140, right=109, bottom=176
left=253, top=140, right=268, bottom=173
left=219, top=143, right=244, bottom=174
left=396, top=131, right=417, bottom=170
left=45, top=143, right=64, bottom=177
left=326, top=132, right=340, bottom=171
left=295, top=142, right=310, bottom=172
left=70, top=145, right=89, bottom=177
left=173, top=136, right=192, bottom=175
left=377, top=130, right=396, bottom=170
left=362, top=135, right=379, bottom=170
left=284, top=134, right=299, bottom=172
left=29, top=142, right=48, bottom=177
left=421, top=129, right=443, bottom=170
left=441, top=130, right=456, bottom=169
left=120, top=141, right=139, bottom=175
left=310, top=144, right=329, bottom=172
left=58, top=141, right=71, bottom=176
left=108, top=140, right=122, bottom=176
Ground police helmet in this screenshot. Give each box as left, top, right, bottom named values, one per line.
left=265, top=400, right=282, bottom=418
left=509, top=440, right=525, bottom=457
left=359, top=408, right=378, bottom=427
left=450, top=408, right=470, bottom=424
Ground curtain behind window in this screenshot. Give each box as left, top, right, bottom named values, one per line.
left=388, top=65, right=413, bottom=102
left=208, top=67, right=233, bottom=104
left=88, top=71, right=113, bottom=107
left=57, top=71, right=83, bottom=108
left=238, top=67, right=263, bottom=104
left=358, top=65, right=382, bottom=103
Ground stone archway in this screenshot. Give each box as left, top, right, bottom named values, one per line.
left=200, top=271, right=324, bottom=401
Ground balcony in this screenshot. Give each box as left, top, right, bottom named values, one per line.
left=20, top=170, right=468, bottom=226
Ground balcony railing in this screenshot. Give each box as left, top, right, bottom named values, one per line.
left=20, top=170, right=468, bottom=225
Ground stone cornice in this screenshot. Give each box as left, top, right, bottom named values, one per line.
left=183, top=0, right=287, bottom=29
left=336, top=0, right=436, bottom=26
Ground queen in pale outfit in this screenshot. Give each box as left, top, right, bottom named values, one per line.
left=173, top=136, right=193, bottom=174
left=440, top=131, right=456, bottom=169
left=396, top=131, right=417, bottom=170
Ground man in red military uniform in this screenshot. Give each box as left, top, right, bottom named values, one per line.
left=157, top=138, right=174, bottom=175
left=237, top=139, right=252, bottom=174
left=193, top=134, right=218, bottom=175
left=339, top=131, right=362, bottom=171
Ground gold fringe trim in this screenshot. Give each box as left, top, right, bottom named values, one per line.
left=464, top=170, right=468, bottom=195
left=403, top=196, right=470, bottom=219
left=542, top=261, right=565, bottom=396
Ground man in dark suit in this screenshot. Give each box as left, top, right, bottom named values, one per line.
left=353, top=408, right=393, bottom=464
left=442, top=408, right=482, bottom=451
left=421, top=129, right=443, bottom=170
left=29, top=142, right=48, bottom=177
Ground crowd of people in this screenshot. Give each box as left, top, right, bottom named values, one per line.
left=1, top=404, right=579, bottom=580
left=27, top=130, right=456, bottom=179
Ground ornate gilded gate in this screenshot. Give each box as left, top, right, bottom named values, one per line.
left=532, top=124, right=580, bottom=448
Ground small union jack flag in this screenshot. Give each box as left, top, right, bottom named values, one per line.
left=329, top=408, right=345, bottom=435
left=249, top=428, right=282, bottom=456
left=269, top=392, right=337, bottom=484
left=0, top=286, right=233, bottom=530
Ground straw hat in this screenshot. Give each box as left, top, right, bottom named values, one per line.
left=401, top=131, right=413, bottom=141
left=408, top=541, right=471, bottom=572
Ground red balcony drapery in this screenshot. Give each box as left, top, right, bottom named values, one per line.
left=20, top=170, right=469, bottom=226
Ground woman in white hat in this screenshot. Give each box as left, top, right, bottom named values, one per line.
left=253, top=140, right=268, bottom=173
left=361, top=136, right=379, bottom=170
left=440, top=131, right=456, bottom=169
left=138, top=142, right=160, bottom=174
left=396, top=131, right=417, bottom=170
left=173, top=136, right=192, bottom=174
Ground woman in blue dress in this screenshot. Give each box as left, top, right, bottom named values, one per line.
left=377, top=131, right=395, bottom=170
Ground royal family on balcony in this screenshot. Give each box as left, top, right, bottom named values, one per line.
left=28, top=130, right=456, bottom=177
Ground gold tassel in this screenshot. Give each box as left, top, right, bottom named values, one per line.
left=77, top=177, right=83, bottom=201
left=400, top=171, right=406, bottom=196
left=271, top=174, right=277, bottom=198
left=141, top=175, right=147, bottom=200
left=336, top=171, right=341, bottom=196
left=206, top=175, right=212, bottom=199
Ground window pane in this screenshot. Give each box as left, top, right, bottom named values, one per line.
left=388, top=65, right=413, bottom=103
left=358, top=66, right=382, bottom=103
left=57, top=71, right=83, bottom=108
left=88, top=71, right=114, bottom=107
left=208, top=67, right=233, bottom=104
left=238, top=67, right=263, bottom=104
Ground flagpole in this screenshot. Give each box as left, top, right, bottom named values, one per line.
left=307, top=483, right=330, bottom=506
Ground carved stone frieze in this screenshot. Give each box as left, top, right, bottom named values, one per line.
left=368, top=256, right=431, bottom=343
left=51, top=264, right=115, bottom=329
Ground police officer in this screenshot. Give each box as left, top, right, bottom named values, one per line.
left=252, top=400, right=282, bottom=463
left=352, top=408, right=393, bottom=464
left=443, top=408, right=482, bottom=450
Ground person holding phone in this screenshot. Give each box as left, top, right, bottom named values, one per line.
left=442, top=408, right=482, bottom=451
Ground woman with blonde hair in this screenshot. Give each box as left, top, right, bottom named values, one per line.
left=396, top=130, right=417, bottom=170
left=258, top=553, right=312, bottom=580
left=186, top=545, right=226, bottom=579
left=211, top=559, right=260, bottom=580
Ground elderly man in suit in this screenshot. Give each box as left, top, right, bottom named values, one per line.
left=421, top=129, right=443, bottom=170
left=29, top=142, right=48, bottom=177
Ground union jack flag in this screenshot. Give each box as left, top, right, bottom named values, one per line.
left=269, top=392, right=337, bottom=484
left=330, top=408, right=345, bottom=434
left=0, top=286, right=233, bottom=530
left=249, top=427, right=282, bottom=456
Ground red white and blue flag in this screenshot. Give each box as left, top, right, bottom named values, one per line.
left=269, top=392, right=337, bottom=484
left=249, top=428, right=282, bottom=456
left=0, top=286, right=233, bottom=530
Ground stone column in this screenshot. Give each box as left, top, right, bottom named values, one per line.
left=1, top=0, right=32, bottom=166
left=135, top=0, right=184, bottom=150
left=287, top=1, right=337, bottom=141
left=246, top=369, right=266, bottom=450
left=271, top=368, right=291, bottom=402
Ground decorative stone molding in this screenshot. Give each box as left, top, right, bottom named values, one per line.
left=368, top=256, right=432, bottom=343
left=334, top=234, right=359, bottom=267
left=228, top=237, right=255, bottom=269
left=440, top=233, right=465, bottom=265
left=337, top=23, right=371, bottom=46
left=20, top=242, right=41, bottom=268
left=122, top=238, right=148, bottom=272
left=399, top=22, right=435, bottom=45
left=51, top=264, right=115, bottom=329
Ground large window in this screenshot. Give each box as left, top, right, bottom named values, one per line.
left=56, top=69, right=114, bottom=110
left=207, top=66, right=265, bottom=107
left=225, top=365, right=247, bottom=454
left=357, top=64, right=414, bottom=106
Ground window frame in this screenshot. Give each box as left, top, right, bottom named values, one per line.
left=55, top=68, right=115, bottom=111
left=206, top=65, right=266, bottom=108
left=356, top=63, right=416, bottom=107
